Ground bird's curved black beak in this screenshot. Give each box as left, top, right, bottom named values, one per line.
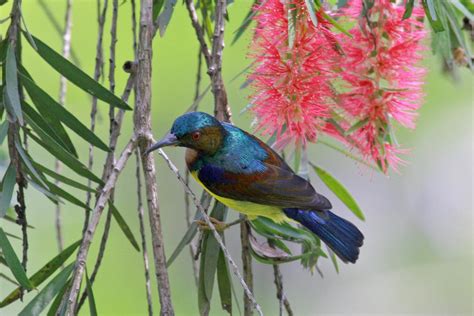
left=145, top=132, right=179, bottom=155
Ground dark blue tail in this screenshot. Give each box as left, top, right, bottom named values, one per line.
left=283, top=208, right=364, bottom=263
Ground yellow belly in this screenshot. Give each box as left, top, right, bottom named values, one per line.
left=191, top=171, right=288, bottom=223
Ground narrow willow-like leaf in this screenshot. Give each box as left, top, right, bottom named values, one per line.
left=85, top=270, right=98, bottom=316
left=0, top=239, right=81, bottom=307
left=451, top=0, right=474, bottom=24
left=27, top=131, right=103, bottom=184
left=23, top=106, right=77, bottom=161
left=251, top=217, right=315, bottom=244
left=24, top=33, right=131, bottom=110
left=21, top=74, right=109, bottom=152
left=166, top=221, right=198, bottom=267
left=153, top=0, right=165, bottom=22
left=326, top=245, right=339, bottom=273
left=157, top=0, right=177, bottom=37
left=0, top=120, right=8, bottom=145
left=321, top=11, right=352, bottom=37
left=288, top=2, right=297, bottom=48
left=403, top=0, right=415, bottom=19
left=443, top=1, right=473, bottom=69
left=14, top=137, right=49, bottom=189
left=304, top=0, right=318, bottom=28
left=422, top=0, right=444, bottom=32
left=45, top=179, right=90, bottom=210
left=18, top=263, right=75, bottom=316
left=345, top=117, right=370, bottom=136
left=0, top=228, right=33, bottom=291
left=0, top=163, right=16, bottom=218
left=231, top=0, right=258, bottom=45
left=217, top=250, right=232, bottom=315
left=198, top=202, right=227, bottom=315
left=0, top=272, right=20, bottom=286
left=269, top=238, right=292, bottom=255
left=46, top=278, right=72, bottom=316
left=109, top=202, right=140, bottom=251
left=5, top=44, right=23, bottom=124
left=23, top=98, right=77, bottom=157
left=311, top=163, right=365, bottom=221
left=33, top=162, right=95, bottom=193
left=166, top=191, right=212, bottom=267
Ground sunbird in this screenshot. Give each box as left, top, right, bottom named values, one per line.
left=147, top=112, right=364, bottom=263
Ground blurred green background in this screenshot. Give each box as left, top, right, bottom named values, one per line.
left=1, top=0, right=473, bottom=315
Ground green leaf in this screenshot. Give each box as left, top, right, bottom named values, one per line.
left=0, top=120, right=8, bottom=145
left=304, top=0, right=319, bottom=28
left=156, top=0, right=177, bottom=37
left=26, top=131, right=103, bottom=184
left=14, top=136, right=49, bottom=189
left=0, top=0, right=8, bottom=6
left=198, top=201, right=227, bottom=315
left=25, top=33, right=130, bottom=110
left=166, top=191, right=212, bottom=267
left=0, top=239, right=81, bottom=307
left=0, top=163, right=16, bottom=218
left=288, top=2, right=297, bottom=48
left=21, top=74, right=109, bottom=152
left=0, top=228, right=33, bottom=291
left=231, top=0, right=258, bottom=45
left=344, top=117, right=370, bottom=135
left=46, top=278, right=72, bottom=316
left=251, top=217, right=315, bottom=244
left=110, top=202, right=140, bottom=252
left=443, top=1, right=473, bottom=68
left=85, top=270, right=98, bottom=316
left=311, top=163, right=365, bottom=221
left=216, top=250, right=232, bottom=315
left=268, top=238, right=292, bottom=255
left=5, top=44, right=23, bottom=125
left=451, top=0, right=474, bottom=21
left=22, top=98, right=77, bottom=157
left=153, top=0, right=165, bottom=22
left=326, top=245, right=339, bottom=273
left=422, top=0, right=444, bottom=32
left=321, top=11, right=352, bottom=37
left=403, top=0, right=415, bottom=19
left=33, top=162, right=96, bottom=193
left=18, top=263, right=75, bottom=316
left=44, top=179, right=90, bottom=210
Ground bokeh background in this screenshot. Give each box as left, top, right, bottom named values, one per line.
left=1, top=0, right=473, bottom=315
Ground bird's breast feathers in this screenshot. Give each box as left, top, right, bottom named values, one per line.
left=190, top=170, right=287, bottom=223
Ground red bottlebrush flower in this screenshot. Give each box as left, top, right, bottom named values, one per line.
left=248, top=0, right=340, bottom=149
left=338, top=0, right=427, bottom=172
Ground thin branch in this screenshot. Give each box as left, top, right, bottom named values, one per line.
left=209, top=0, right=232, bottom=122
left=85, top=0, right=108, bottom=224
left=156, top=149, right=264, bottom=316
left=135, top=0, right=174, bottom=314
left=185, top=47, right=204, bottom=289
left=184, top=0, right=211, bottom=66
left=241, top=221, right=254, bottom=316
left=64, top=137, right=137, bottom=315
left=55, top=0, right=73, bottom=254
left=271, top=257, right=293, bottom=316
left=135, top=150, right=154, bottom=316
left=6, top=0, right=28, bottom=299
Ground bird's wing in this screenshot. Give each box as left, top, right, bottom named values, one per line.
left=197, top=163, right=332, bottom=210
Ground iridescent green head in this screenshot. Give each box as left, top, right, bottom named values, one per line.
left=146, top=112, right=225, bottom=155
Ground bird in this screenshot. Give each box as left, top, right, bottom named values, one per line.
left=146, top=111, right=364, bottom=263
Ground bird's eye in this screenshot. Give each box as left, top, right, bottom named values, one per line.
left=192, top=131, right=201, bottom=141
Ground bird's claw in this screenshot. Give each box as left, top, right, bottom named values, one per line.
left=195, top=217, right=228, bottom=232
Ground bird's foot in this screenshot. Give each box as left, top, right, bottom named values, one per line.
left=195, top=217, right=245, bottom=232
